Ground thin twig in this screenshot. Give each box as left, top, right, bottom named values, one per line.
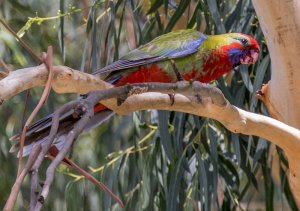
left=64, top=157, right=124, bottom=207
left=29, top=100, right=78, bottom=210
left=3, top=144, right=42, bottom=211
left=0, top=19, right=42, bottom=63
left=35, top=102, right=94, bottom=211
left=30, top=165, right=39, bottom=211
left=0, top=59, right=12, bottom=72
left=19, top=89, right=31, bottom=144
left=18, top=47, right=54, bottom=176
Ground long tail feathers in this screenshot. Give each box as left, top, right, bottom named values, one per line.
left=10, top=108, right=115, bottom=157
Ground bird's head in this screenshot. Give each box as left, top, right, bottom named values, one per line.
left=198, top=32, right=260, bottom=82
left=224, top=33, right=260, bottom=68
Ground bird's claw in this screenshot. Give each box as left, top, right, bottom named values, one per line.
left=117, top=96, right=127, bottom=106
left=195, top=94, right=202, bottom=103
left=168, top=94, right=175, bottom=105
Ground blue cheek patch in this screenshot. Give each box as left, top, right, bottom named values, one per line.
left=228, top=48, right=244, bottom=67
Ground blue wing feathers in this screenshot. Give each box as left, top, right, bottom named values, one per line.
left=93, top=30, right=206, bottom=76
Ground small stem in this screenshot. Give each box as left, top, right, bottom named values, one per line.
left=64, top=157, right=124, bottom=208
left=18, top=47, right=54, bottom=176
left=0, top=19, right=42, bottom=63
left=3, top=144, right=42, bottom=211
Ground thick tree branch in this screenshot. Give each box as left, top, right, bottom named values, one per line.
left=0, top=64, right=111, bottom=102
left=2, top=65, right=300, bottom=207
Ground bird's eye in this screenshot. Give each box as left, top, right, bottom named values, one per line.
left=240, top=38, right=248, bottom=45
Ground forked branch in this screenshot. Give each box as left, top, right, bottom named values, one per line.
left=1, top=66, right=300, bottom=209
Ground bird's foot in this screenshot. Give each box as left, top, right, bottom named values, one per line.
left=195, top=94, right=202, bottom=103
left=170, top=59, right=184, bottom=81
left=168, top=93, right=175, bottom=105
left=117, top=97, right=126, bottom=106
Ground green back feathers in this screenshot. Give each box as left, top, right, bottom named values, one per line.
left=94, top=29, right=207, bottom=75
left=137, top=29, right=205, bottom=57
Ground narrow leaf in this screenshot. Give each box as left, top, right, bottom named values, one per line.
left=158, top=110, right=173, bottom=161
left=59, top=0, right=65, bottom=62
left=165, top=0, right=191, bottom=32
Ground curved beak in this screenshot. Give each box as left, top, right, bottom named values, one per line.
left=240, top=48, right=260, bottom=64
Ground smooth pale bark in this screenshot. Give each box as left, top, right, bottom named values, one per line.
left=1, top=65, right=300, bottom=206
left=0, top=65, right=112, bottom=101
left=253, top=0, right=300, bottom=206
left=253, top=0, right=300, bottom=127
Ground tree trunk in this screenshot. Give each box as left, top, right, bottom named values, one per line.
left=253, top=0, right=300, bottom=207
left=253, top=0, right=300, bottom=127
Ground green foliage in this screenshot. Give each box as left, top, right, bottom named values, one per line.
left=0, top=0, right=297, bottom=210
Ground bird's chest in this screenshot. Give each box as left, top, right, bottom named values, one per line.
left=170, top=53, right=232, bottom=83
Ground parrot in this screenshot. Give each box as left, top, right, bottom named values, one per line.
left=10, top=29, right=260, bottom=156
